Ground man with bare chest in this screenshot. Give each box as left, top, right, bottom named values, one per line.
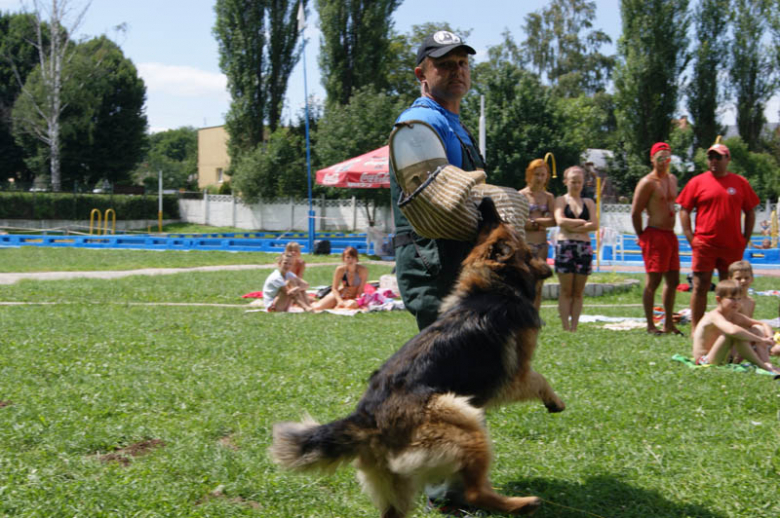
left=631, top=142, right=682, bottom=336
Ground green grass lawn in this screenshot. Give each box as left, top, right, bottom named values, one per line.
left=1, top=248, right=779, bottom=517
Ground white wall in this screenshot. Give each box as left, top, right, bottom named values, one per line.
left=178, top=195, right=394, bottom=232
left=178, top=196, right=778, bottom=235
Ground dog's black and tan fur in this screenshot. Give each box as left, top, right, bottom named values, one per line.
left=271, top=199, right=565, bottom=517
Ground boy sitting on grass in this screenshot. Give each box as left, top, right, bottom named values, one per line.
left=692, top=280, right=780, bottom=374
left=728, top=260, right=780, bottom=361
left=262, top=254, right=313, bottom=312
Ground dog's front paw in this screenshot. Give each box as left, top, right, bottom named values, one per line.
left=545, top=399, right=565, bottom=413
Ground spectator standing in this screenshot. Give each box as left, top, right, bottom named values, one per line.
left=677, top=143, right=760, bottom=330
left=554, top=166, right=599, bottom=332
left=520, top=158, right=555, bottom=310
left=631, top=142, right=683, bottom=336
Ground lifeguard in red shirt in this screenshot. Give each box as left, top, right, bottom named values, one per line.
left=677, top=143, right=759, bottom=331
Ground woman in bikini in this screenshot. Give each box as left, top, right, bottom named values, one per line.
left=519, top=159, right=556, bottom=310
left=554, top=166, right=599, bottom=332
left=314, top=246, right=368, bottom=310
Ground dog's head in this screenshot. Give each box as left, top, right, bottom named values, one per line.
left=461, top=198, right=552, bottom=300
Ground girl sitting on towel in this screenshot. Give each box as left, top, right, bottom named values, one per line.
left=314, top=246, right=368, bottom=310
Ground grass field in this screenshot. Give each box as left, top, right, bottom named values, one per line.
left=1, top=248, right=779, bottom=517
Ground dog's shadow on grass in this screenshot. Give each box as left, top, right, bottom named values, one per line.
left=502, top=475, right=724, bottom=518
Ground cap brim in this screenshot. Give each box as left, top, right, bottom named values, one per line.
left=706, top=146, right=728, bottom=156
left=426, top=44, right=476, bottom=60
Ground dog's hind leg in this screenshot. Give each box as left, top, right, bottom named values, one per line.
left=495, top=369, right=565, bottom=413
left=459, top=445, right=542, bottom=515
left=356, top=460, right=415, bottom=518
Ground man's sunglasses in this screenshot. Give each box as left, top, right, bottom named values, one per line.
left=707, top=154, right=724, bottom=160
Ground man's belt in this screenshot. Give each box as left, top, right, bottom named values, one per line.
left=392, top=232, right=416, bottom=248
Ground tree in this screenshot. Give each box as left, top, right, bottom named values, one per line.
left=730, top=0, right=778, bottom=151
left=134, top=127, right=197, bottom=191
left=230, top=127, right=307, bottom=203
left=313, top=86, right=406, bottom=223
left=13, top=36, right=148, bottom=189
left=463, top=52, right=580, bottom=194
left=612, top=0, right=691, bottom=193
left=213, top=0, right=305, bottom=156
left=687, top=0, right=729, bottom=152
left=316, top=0, right=401, bottom=106
left=0, top=12, right=47, bottom=183
left=521, top=0, right=615, bottom=96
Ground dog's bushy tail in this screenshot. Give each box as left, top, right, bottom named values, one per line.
left=270, top=413, right=368, bottom=473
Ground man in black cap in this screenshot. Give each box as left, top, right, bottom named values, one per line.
left=390, top=30, right=485, bottom=332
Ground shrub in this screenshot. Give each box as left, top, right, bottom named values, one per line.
left=0, top=192, right=181, bottom=220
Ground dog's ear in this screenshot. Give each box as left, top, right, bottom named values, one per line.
left=489, top=239, right=516, bottom=263
left=476, top=197, right=502, bottom=235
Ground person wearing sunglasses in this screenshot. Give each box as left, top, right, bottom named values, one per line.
left=676, top=143, right=760, bottom=331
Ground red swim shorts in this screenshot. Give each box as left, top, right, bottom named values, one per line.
left=690, top=238, right=744, bottom=273
left=639, top=227, right=680, bottom=273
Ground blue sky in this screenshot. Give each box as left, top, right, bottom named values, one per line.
left=1, top=0, right=772, bottom=132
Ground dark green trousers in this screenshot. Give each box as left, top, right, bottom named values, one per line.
left=395, top=232, right=473, bottom=331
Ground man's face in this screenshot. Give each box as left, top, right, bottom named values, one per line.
left=417, top=49, right=471, bottom=103
left=652, top=150, right=671, bottom=172
left=707, top=151, right=730, bottom=173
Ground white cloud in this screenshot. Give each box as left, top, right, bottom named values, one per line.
left=138, top=62, right=228, bottom=98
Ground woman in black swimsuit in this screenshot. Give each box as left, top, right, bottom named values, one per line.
left=553, top=166, right=599, bottom=331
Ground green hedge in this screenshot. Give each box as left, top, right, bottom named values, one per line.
left=0, top=192, right=181, bottom=220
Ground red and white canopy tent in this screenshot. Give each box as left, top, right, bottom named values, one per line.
left=315, top=146, right=390, bottom=189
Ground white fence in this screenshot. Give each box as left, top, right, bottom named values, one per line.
left=178, top=194, right=394, bottom=232
left=177, top=195, right=779, bottom=235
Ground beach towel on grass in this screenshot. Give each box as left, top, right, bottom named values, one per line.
left=671, top=354, right=779, bottom=379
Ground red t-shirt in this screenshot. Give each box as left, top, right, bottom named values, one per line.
left=676, top=171, right=759, bottom=249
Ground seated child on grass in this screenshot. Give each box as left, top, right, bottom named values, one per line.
left=728, top=260, right=780, bottom=360
left=285, top=241, right=306, bottom=278
left=263, top=254, right=313, bottom=312
left=692, top=280, right=780, bottom=374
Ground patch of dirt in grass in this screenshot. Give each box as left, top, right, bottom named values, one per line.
left=98, top=438, right=165, bottom=466
left=217, top=434, right=239, bottom=450
left=197, top=485, right=261, bottom=510
left=0, top=401, right=12, bottom=408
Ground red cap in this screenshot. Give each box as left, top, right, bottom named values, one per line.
left=707, top=143, right=730, bottom=158
left=650, top=142, right=670, bottom=159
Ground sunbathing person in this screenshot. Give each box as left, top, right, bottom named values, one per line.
left=263, top=254, right=313, bottom=312
left=314, top=246, right=368, bottom=310
left=285, top=241, right=306, bottom=278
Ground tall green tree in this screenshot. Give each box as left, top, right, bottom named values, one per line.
left=612, top=0, right=691, bottom=193
left=11, top=0, right=92, bottom=191
left=213, top=0, right=304, bottom=156
left=316, top=0, right=401, bottom=106
left=0, top=12, right=46, bottom=183
left=730, top=0, right=778, bottom=151
left=464, top=49, right=580, bottom=193
left=133, top=127, right=197, bottom=191
left=687, top=0, right=730, bottom=151
left=13, top=36, right=148, bottom=188
left=313, top=86, right=406, bottom=221
left=521, top=0, right=615, bottom=96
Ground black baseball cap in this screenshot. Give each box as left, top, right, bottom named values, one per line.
left=416, top=30, right=476, bottom=65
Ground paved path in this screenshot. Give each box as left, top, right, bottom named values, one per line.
left=0, top=261, right=395, bottom=286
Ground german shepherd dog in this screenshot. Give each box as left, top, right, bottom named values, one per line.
left=271, top=198, right=565, bottom=517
